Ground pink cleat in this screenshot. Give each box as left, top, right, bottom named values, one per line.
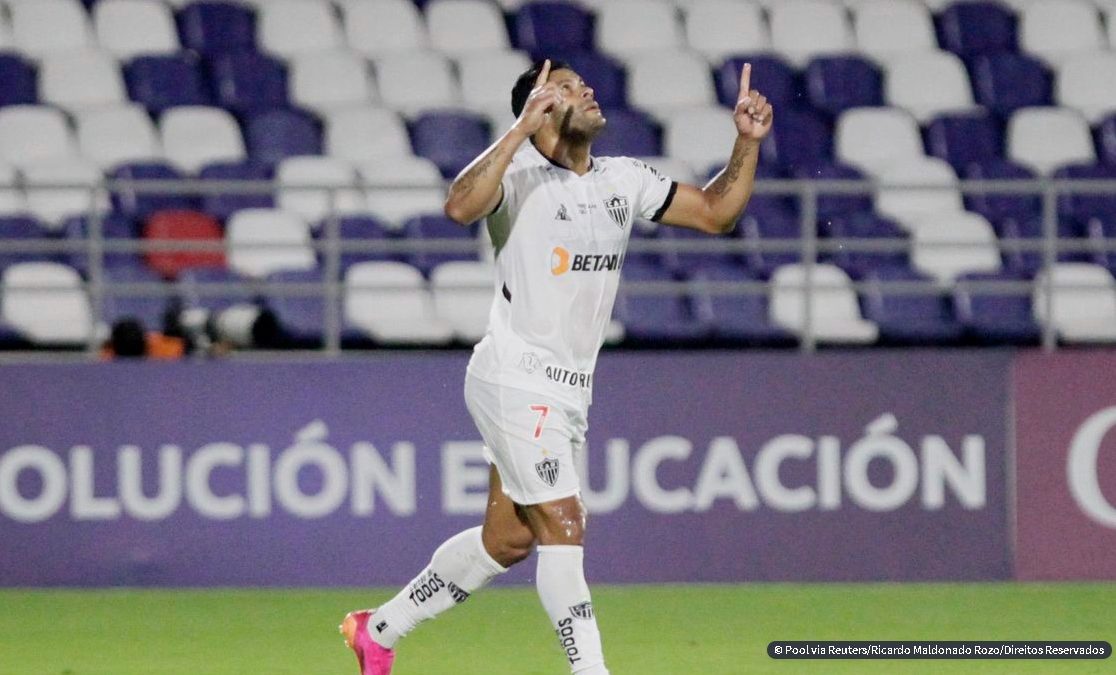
left=339, top=609, right=396, bottom=675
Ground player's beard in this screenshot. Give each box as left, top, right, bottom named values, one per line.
left=557, top=106, right=606, bottom=143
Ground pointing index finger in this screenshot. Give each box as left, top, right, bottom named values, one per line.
left=740, top=62, right=752, bottom=98
left=535, top=59, right=552, bottom=88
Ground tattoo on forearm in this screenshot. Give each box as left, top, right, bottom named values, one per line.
left=709, top=144, right=752, bottom=197
left=456, top=148, right=503, bottom=198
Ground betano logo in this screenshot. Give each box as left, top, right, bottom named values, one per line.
left=550, top=246, right=621, bottom=276
left=551, top=246, right=571, bottom=275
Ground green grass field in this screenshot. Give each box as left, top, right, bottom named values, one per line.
left=0, top=584, right=1112, bottom=675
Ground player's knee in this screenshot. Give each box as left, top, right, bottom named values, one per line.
left=528, top=496, right=587, bottom=546
left=482, top=527, right=535, bottom=567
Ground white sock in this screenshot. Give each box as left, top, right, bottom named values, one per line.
left=536, top=545, right=609, bottom=674
left=369, top=527, right=506, bottom=648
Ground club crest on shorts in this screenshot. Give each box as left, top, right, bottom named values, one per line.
left=569, top=602, right=594, bottom=620
left=603, top=194, right=629, bottom=229
left=535, top=457, right=560, bottom=487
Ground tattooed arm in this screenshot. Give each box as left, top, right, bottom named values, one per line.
left=658, top=63, right=773, bottom=235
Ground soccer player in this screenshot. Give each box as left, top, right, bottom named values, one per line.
left=341, top=58, right=773, bottom=675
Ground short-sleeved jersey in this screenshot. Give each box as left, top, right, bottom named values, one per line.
left=466, top=142, right=677, bottom=409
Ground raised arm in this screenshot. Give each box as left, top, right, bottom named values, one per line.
left=444, top=60, right=561, bottom=225
left=658, top=63, right=774, bottom=235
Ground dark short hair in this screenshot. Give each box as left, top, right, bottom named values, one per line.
left=510, top=59, right=572, bottom=118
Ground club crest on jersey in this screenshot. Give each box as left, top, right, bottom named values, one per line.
left=535, top=457, right=560, bottom=487
left=569, top=602, right=594, bottom=620
left=603, top=194, right=630, bottom=229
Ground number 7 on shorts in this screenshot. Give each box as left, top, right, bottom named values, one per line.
left=529, top=404, right=550, bottom=439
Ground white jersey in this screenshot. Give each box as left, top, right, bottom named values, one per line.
left=466, top=142, right=677, bottom=408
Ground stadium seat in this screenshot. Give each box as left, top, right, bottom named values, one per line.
left=614, top=260, right=709, bottom=343
left=953, top=271, right=1041, bottom=343
left=76, top=104, right=162, bottom=170
left=0, top=261, right=93, bottom=345
left=410, top=110, right=491, bottom=178
left=513, top=1, right=594, bottom=57
left=1019, top=0, right=1105, bottom=66
left=333, top=214, right=397, bottom=269
left=339, top=0, right=428, bottom=57
left=925, top=112, right=1004, bottom=172
left=716, top=55, right=798, bottom=111
left=628, top=50, right=716, bottom=114
left=595, top=0, right=683, bottom=59
left=962, top=159, right=1042, bottom=227
left=263, top=268, right=334, bottom=347
left=207, top=51, right=290, bottom=117
left=0, top=105, right=77, bottom=167
left=61, top=211, right=141, bottom=273
left=100, top=261, right=172, bottom=330
left=1007, top=106, right=1097, bottom=174
left=1099, top=114, right=1116, bottom=166
left=835, top=107, right=925, bottom=175
left=938, top=1, right=1018, bottom=57
left=373, top=52, right=460, bottom=116
left=403, top=215, right=481, bottom=274
left=0, top=54, right=37, bottom=108
left=996, top=212, right=1086, bottom=275
left=0, top=163, right=26, bottom=217
left=177, top=1, right=257, bottom=56
left=10, top=0, right=93, bottom=59
left=1033, top=262, right=1116, bottom=341
left=226, top=208, right=317, bottom=278
left=884, top=52, right=978, bottom=123
left=39, top=49, right=127, bottom=113
left=592, top=108, right=662, bottom=158
left=769, top=0, right=855, bottom=68
left=819, top=212, right=909, bottom=278
left=276, top=156, right=366, bottom=225
left=1055, top=163, right=1116, bottom=229
left=738, top=204, right=803, bottom=277
left=558, top=51, right=628, bottom=110
left=142, top=209, right=225, bottom=279
left=1056, top=53, right=1116, bottom=124
left=689, top=261, right=793, bottom=344
left=22, top=158, right=108, bottom=228
left=358, top=156, right=446, bottom=227
left=805, top=56, right=883, bottom=117
left=685, top=0, right=770, bottom=63
left=429, top=260, right=493, bottom=342
left=907, top=210, right=1003, bottom=284
left=763, top=108, right=833, bottom=171
left=663, top=105, right=736, bottom=170
left=124, top=54, right=211, bottom=114
left=176, top=266, right=257, bottom=315
left=769, top=263, right=879, bottom=344
left=852, top=0, right=937, bottom=60
left=109, top=161, right=196, bottom=220
left=160, top=105, right=246, bottom=174
left=342, top=260, right=454, bottom=344
left=458, top=50, right=532, bottom=120
left=325, top=106, right=412, bottom=163
left=197, top=160, right=274, bottom=221
left=93, top=0, right=179, bottom=60
left=425, top=0, right=510, bottom=56
left=875, top=157, right=964, bottom=228
left=967, top=53, right=1053, bottom=118
left=257, top=0, right=343, bottom=58
left=791, top=162, right=872, bottom=223
left=0, top=215, right=53, bottom=267
left=244, top=108, right=322, bottom=167
left=289, top=50, right=378, bottom=117
left=861, top=266, right=965, bottom=344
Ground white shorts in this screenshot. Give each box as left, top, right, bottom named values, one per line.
left=464, top=374, right=587, bottom=505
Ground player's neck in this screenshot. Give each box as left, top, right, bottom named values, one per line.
left=532, top=134, right=592, bottom=176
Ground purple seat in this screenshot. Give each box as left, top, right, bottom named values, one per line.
left=563, top=51, right=626, bottom=108
left=177, top=1, right=257, bottom=56
left=819, top=213, right=909, bottom=279
left=937, top=2, right=1017, bottom=57
left=102, top=262, right=173, bottom=330
left=926, top=112, right=1003, bottom=171
left=244, top=108, right=322, bottom=167
left=410, top=111, right=490, bottom=178
left=62, top=212, right=142, bottom=273
left=657, top=222, right=736, bottom=273
left=862, top=266, right=964, bottom=344
left=954, top=271, right=1040, bottom=343
left=717, top=55, right=798, bottom=110
left=207, top=52, right=289, bottom=116
left=995, top=214, right=1088, bottom=275
left=615, top=260, right=709, bottom=343
left=1099, top=114, right=1116, bottom=166
left=690, top=260, right=792, bottom=344
left=792, top=162, right=873, bottom=222
left=124, top=54, right=211, bottom=114
left=514, top=2, right=594, bottom=56
left=331, top=214, right=397, bottom=269
left=592, top=108, right=661, bottom=157
left=264, top=268, right=331, bottom=346
left=967, top=53, right=1052, bottom=117
left=962, top=159, right=1041, bottom=225
left=805, top=56, right=883, bottom=116
left=177, top=266, right=257, bottom=313
left=0, top=216, right=54, bottom=268
left=198, top=161, right=273, bottom=221
left=739, top=203, right=801, bottom=277
left=762, top=107, right=832, bottom=171
left=403, top=215, right=479, bottom=274
left=0, top=53, right=37, bottom=108
left=1055, top=163, right=1116, bottom=229
left=110, top=162, right=198, bottom=219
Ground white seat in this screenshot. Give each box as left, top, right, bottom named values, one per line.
left=684, top=0, right=769, bottom=63
left=884, top=52, right=978, bottom=123
left=39, top=49, right=126, bottom=113
left=258, top=0, right=344, bottom=58
left=325, top=106, right=413, bottom=162
left=1007, top=106, right=1096, bottom=175
left=159, top=106, right=246, bottom=174
left=93, top=0, right=180, bottom=59
left=226, top=208, right=317, bottom=278
left=0, top=261, right=93, bottom=345
left=425, top=0, right=510, bottom=56
left=359, top=156, right=446, bottom=227
left=627, top=50, right=716, bottom=114
left=430, top=260, right=494, bottom=342
left=596, top=0, right=683, bottom=58
left=1108, top=3, right=1116, bottom=48
left=373, top=52, right=460, bottom=116
left=853, top=0, right=937, bottom=60
left=290, top=49, right=378, bottom=116
left=343, top=260, right=453, bottom=344
left=21, top=158, right=108, bottom=228
left=1020, top=0, right=1105, bottom=66
left=0, top=105, right=78, bottom=167
left=663, top=105, right=736, bottom=172
left=874, top=156, right=964, bottom=227
left=770, top=263, right=879, bottom=344
left=276, top=156, right=366, bottom=225
left=0, top=10, right=11, bottom=50
left=1034, top=263, right=1116, bottom=341
left=769, top=0, right=855, bottom=68
left=10, top=0, right=92, bottom=59
left=835, top=107, right=925, bottom=174
left=340, top=0, right=428, bottom=57
left=458, top=51, right=532, bottom=115
left=0, top=162, right=26, bottom=215
left=1056, top=53, right=1116, bottom=124
left=907, top=211, right=1002, bottom=285
left=75, top=104, right=162, bottom=170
